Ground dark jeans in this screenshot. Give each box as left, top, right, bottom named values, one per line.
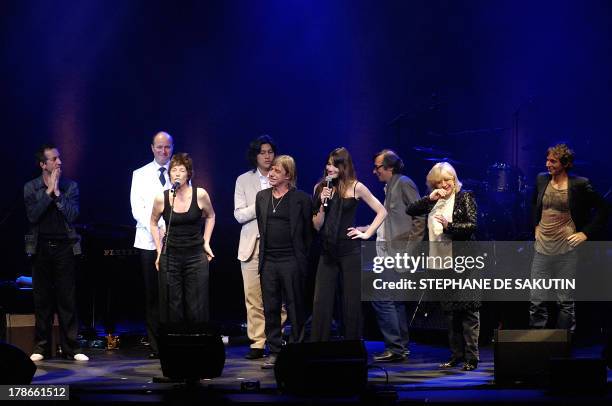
left=311, top=253, right=361, bottom=341
left=32, top=239, right=81, bottom=357
left=261, top=256, right=305, bottom=354
left=371, top=301, right=409, bottom=355
left=447, top=309, right=480, bottom=363
left=529, top=250, right=577, bottom=332
left=159, top=249, right=209, bottom=324
left=139, top=248, right=160, bottom=353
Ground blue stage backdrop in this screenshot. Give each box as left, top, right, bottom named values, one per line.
left=2, top=0, right=611, bottom=326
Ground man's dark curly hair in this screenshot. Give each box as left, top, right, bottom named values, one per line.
left=247, top=135, right=277, bottom=171
left=547, top=143, right=574, bottom=170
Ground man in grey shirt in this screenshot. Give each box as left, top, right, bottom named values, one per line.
left=371, top=149, right=425, bottom=362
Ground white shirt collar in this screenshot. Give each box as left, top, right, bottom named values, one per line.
left=153, top=160, right=170, bottom=171
left=257, top=168, right=271, bottom=190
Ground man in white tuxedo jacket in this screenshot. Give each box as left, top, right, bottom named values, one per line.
left=130, top=131, right=173, bottom=358
left=234, top=135, right=286, bottom=359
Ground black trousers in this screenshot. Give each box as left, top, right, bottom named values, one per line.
left=311, top=253, right=362, bottom=341
left=32, top=240, right=81, bottom=357
left=139, top=248, right=160, bottom=353
left=447, top=309, right=480, bottom=363
left=261, top=256, right=305, bottom=354
left=159, top=249, right=209, bottom=324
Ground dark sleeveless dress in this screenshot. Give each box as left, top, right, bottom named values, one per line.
left=159, top=187, right=209, bottom=324
left=311, top=182, right=363, bottom=341
left=162, top=187, right=204, bottom=254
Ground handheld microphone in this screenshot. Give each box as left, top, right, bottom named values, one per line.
left=323, top=175, right=334, bottom=207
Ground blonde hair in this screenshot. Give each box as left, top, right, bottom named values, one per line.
left=426, top=162, right=462, bottom=193
left=271, top=155, right=297, bottom=188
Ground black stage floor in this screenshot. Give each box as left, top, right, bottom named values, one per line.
left=30, top=341, right=612, bottom=404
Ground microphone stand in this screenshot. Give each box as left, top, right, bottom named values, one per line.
left=154, top=183, right=196, bottom=384
left=163, top=186, right=177, bottom=256
left=162, top=186, right=178, bottom=325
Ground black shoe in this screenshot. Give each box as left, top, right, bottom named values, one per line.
left=261, top=354, right=277, bottom=369
left=462, top=361, right=478, bottom=371
left=373, top=350, right=405, bottom=363
left=148, top=352, right=159, bottom=359
left=439, top=358, right=462, bottom=368
left=245, top=348, right=265, bottom=360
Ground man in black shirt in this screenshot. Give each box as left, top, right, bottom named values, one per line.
left=24, top=144, right=88, bottom=362
left=255, top=155, right=312, bottom=369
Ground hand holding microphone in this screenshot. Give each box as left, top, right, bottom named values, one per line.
left=429, top=188, right=448, bottom=201
left=322, top=175, right=335, bottom=207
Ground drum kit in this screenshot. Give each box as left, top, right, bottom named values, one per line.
left=412, top=146, right=530, bottom=240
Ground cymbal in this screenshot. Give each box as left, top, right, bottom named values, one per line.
left=413, top=145, right=451, bottom=156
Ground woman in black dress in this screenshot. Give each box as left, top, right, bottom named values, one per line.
left=310, top=147, right=387, bottom=341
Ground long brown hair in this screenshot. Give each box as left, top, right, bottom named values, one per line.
left=315, top=147, right=357, bottom=199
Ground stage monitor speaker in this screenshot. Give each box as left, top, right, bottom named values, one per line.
left=157, top=323, right=225, bottom=381
left=274, top=340, right=368, bottom=395
left=494, top=329, right=570, bottom=385
left=0, top=342, right=36, bottom=384
left=5, top=314, right=60, bottom=357
left=0, top=307, right=5, bottom=341
left=549, top=357, right=606, bottom=393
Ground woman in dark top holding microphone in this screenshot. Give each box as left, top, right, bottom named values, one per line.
left=150, top=153, right=215, bottom=324
left=310, top=147, right=387, bottom=341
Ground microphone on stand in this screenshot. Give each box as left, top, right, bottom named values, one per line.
left=323, top=175, right=334, bottom=207
left=171, top=181, right=181, bottom=195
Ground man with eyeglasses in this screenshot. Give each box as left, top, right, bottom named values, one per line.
left=234, top=135, right=287, bottom=360
left=130, top=131, right=174, bottom=359
left=370, top=149, right=425, bottom=362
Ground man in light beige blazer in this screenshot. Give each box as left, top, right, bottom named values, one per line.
left=234, top=135, right=286, bottom=359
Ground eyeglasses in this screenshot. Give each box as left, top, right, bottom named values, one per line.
left=373, top=164, right=384, bottom=171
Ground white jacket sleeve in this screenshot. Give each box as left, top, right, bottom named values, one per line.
left=130, top=170, right=153, bottom=232
left=234, top=176, right=256, bottom=224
